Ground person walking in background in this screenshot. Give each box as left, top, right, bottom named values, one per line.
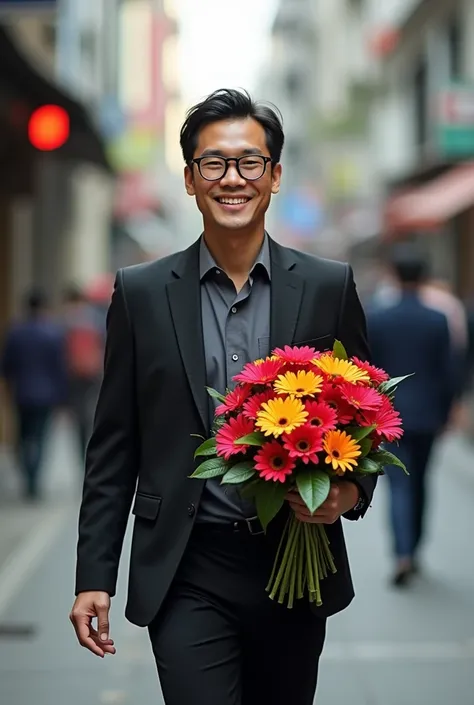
left=62, top=285, right=105, bottom=461
left=367, top=247, right=456, bottom=587
left=1, top=289, right=67, bottom=500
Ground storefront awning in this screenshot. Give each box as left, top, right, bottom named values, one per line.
left=383, top=162, right=474, bottom=238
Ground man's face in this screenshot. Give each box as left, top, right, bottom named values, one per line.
left=184, top=117, right=282, bottom=232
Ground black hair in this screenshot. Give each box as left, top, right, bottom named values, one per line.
left=180, top=88, right=284, bottom=166
left=24, top=288, right=47, bottom=314
left=389, top=244, right=429, bottom=284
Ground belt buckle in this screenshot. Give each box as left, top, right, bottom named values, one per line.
left=246, top=516, right=264, bottom=536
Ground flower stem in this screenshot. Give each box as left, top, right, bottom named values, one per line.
left=287, top=530, right=299, bottom=609
left=297, top=528, right=304, bottom=599
left=268, top=514, right=299, bottom=601
left=303, top=523, right=316, bottom=596
left=278, top=517, right=300, bottom=604
left=307, top=524, right=322, bottom=606
left=317, top=525, right=337, bottom=575
left=265, top=515, right=290, bottom=593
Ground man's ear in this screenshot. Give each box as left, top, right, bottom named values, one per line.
left=271, top=163, right=282, bottom=194
left=184, top=165, right=196, bottom=196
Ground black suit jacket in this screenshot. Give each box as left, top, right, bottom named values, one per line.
left=75, top=236, right=376, bottom=626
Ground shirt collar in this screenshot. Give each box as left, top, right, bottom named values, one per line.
left=199, top=233, right=271, bottom=281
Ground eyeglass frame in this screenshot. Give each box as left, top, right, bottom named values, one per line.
left=190, top=155, right=274, bottom=181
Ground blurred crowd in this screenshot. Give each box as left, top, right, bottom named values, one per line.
left=0, top=282, right=110, bottom=501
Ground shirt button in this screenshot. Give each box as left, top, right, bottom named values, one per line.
left=232, top=354, right=239, bottom=362
left=187, top=503, right=195, bottom=517
left=215, top=269, right=221, bottom=275
left=231, top=306, right=237, bottom=314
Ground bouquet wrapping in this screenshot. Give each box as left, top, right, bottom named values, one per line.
left=191, top=341, right=409, bottom=608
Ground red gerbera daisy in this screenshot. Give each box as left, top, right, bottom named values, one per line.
left=351, top=357, right=390, bottom=385
left=242, top=389, right=275, bottom=419
left=215, top=386, right=251, bottom=416
left=233, top=358, right=284, bottom=385
left=360, top=398, right=403, bottom=442
left=254, top=441, right=296, bottom=482
left=272, top=345, right=316, bottom=365
left=304, top=400, right=338, bottom=432
left=215, top=413, right=255, bottom=460
left=282, top=424, right=324, bottom=464
left=319, top=385, right=355, bottom=425
left=340, top=383, right=384, bottom=411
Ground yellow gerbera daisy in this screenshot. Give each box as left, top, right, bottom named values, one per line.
left=314, top=355, right=370, bottom=384
left=274, top=370, right=324, bottom=398
left=256, top=397, right=308, bottom=437
left=323, top=429, right=361, bottom=474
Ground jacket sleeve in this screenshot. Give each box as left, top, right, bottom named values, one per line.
left=75, top=270, right=139, bottom=596
left=337, top=265, right=377, bottom=520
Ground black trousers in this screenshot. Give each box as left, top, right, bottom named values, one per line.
left=16, top=405, right=51, bottom=498
left=148, top=522, right=327, bottom=705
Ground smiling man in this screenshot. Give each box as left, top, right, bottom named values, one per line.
left=70, top=89, right=376, bottom=705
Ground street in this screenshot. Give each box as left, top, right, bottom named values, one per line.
left=0, top=418, right=473, bottom=705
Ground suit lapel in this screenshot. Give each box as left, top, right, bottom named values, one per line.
left=269, top=239, right=304, bottom=351
left=166, top=241, right=209, bottom=432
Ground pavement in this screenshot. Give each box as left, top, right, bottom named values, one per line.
left=0, top=417, right=474, bottom=704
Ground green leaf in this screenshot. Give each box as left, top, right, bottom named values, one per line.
left=358, top=438, right=373, bottom=458
left=234, top=432, right=267, bottom=446
left=190, top=433, right=206, bottom=440
left=189, top=457, right=229, bottom=479
left=345, top=425, right=376, bottom=442
left=378, top=374, right=414, bottom=397
left=370, top=450, right=409, bottom=475
left=254, top=481, right=288, bottom=531
left=193, top=437, right=217, bottom=459
left=221, top=462, right=256, bottom=485
left=296, top=469, right=330, bottom=513
left=206, top=386, right=226, bottom=404
left=333, top=339, right=348, bottom=360
left=355, top=456, right=381, bottom=474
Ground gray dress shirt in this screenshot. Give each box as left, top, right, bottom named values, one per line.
left=196, top=235, right=271, bottom=523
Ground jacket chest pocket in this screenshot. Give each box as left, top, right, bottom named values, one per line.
left=293, top=334, right=333, bottom=352
left=132, top=492, right=162, bottom=521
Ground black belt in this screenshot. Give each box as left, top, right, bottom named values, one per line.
left=195, top=516, right=264, bottom=536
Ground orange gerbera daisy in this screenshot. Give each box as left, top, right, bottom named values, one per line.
left=323, top=429, right=361, bottom=475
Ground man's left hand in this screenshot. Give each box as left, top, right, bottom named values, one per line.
left=286, top=482, right=360, bottom=524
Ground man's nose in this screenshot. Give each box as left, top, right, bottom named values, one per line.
left=220, top=162, right=246, bottom=187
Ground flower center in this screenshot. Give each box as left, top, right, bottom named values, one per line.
left=328, top=402, right=338, bottom=410
left=271, top=456, right=284, bottom=469
left=278, top=417, right=288, bottom=426
left=296, top=387, right=304, bottom=393
left=311, top=417, right=322, bottom=426
left=297, top=440, right=309, bottom=451
left=332, top=449, right=340, bottom=458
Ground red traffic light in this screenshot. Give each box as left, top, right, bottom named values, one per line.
left=28, top=105, right=70, bottom=151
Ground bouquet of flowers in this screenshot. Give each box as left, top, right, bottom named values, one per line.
left=190, top=341, right=409, bottom=608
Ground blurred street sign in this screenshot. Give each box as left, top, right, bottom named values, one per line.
left=437, top=85, right=474, bottom=156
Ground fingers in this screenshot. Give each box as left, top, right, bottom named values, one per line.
left=70, top=613, right=107, bottom=658
left=287, top=483, right=342, bottom=524
left=95, top=600, right=111, bottom=643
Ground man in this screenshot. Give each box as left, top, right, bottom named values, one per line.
left=62, top=285, right=104, bottom=461
left=367, top=248, right=455, bottom=586
left=70, top=89, right=376, bottom=705
left=1, top=289, right=66, bottom=499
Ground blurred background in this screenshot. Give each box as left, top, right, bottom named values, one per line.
left=0, top=0, right=474, bottom=703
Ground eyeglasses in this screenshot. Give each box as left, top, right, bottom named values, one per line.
left=191, top=155, right=273, bottom=181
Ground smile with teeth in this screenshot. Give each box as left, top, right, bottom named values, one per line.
left=216, top=197, right=250, bottom=205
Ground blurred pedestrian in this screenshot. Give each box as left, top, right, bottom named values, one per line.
left=367, top=247, right=456, bottom=586
left=62, top=285, right=105, bottom=462
left=1, top=289, right=67, bottom=500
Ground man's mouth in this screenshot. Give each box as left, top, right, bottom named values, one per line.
left=214, top=196, right=251, bottom=205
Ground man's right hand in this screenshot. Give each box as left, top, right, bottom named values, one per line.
left=69, top=591, right=116, bottom=658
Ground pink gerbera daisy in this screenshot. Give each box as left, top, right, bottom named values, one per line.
left=319, top=385, right=355, bottom=425
left=304, top=400, right=338, bottom=432
left=282, top=424, right=324, bottom=464
left=233, top=358, right=284, bottom=385
left=360, top=398, right=403, bottom=442
left=351, top=357, right=390, bottom=385
left=272, top=345, right=316, bottom=365
left=340, top=382, right=384, bottom=411
left=215, top=413, right=255, bottom=460
left=215, top=386, right=251, bottom=416
left=242, top=389, right=275, bottom=420
left=254, top=441, right=296, bottom=482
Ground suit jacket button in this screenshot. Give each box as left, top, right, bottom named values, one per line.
left=187, top=503, right=195, bottom=517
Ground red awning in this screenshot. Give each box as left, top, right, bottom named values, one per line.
left=383, top=162, right=474, bottom=238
